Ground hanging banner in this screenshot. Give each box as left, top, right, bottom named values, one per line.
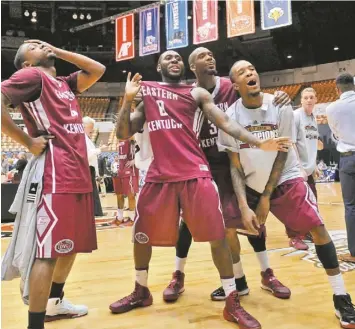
left=139, top=6, right=160, bottom=56
left=115, top=13, right=135, bottom=62
left=165, top=0, right=189, bottom=50
left=193, top=0, right=218, bottom=45
left=261, top=0, right=292, bottom=30
left=226, top=0, right=255, bottom=38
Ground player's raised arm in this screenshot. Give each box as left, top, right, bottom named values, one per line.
left=116, top=72, right=146, bottom=139
left=192, top=87, right=290, bottom=152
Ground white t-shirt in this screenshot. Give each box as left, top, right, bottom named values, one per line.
left=293, top=108, right=319, bottom=176
left=85, top=134, right=100, bottom=175
left=218, top=93, right=301, bottom=194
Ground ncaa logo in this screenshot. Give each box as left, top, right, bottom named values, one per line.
left=135, top=232, right=149, bottom=244
left=55, top=239, right=74, bottom=254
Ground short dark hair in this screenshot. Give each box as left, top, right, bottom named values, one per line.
left=336, top=72, right=354, bottom=92
left=229, top=60, right=244, bottom=83
left=14, top=44, right=26, bottom=70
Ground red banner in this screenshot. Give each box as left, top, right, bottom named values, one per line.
left=226, top=0, right=255, bottom=38
left=193, top=0, right=218, bottom=45
left=115, top=13, right=135, bottom=62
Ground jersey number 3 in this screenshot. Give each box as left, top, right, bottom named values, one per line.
left=209, top=120, right=217, bottom=135
left=156, top=100, right=168, bottom=117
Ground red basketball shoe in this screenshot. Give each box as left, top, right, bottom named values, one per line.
left=261, top=268, right=291, bottom=299
left=109, top=281, right=153, bottom=314
left=163, top=270, right=185, bottom=302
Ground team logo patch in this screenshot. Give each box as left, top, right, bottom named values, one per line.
left=270, top=230, right=354, bottom=273
left=135, top=232, right=149, bottom=244
left=55, top=239, right=74, bottom=254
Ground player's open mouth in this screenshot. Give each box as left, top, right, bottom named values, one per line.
left=247, top=79, right=257, bottom=86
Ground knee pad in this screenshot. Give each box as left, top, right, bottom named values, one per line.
left=315, top=242, right=339, bottom=269
left=247, top=231, right=266, bottom=252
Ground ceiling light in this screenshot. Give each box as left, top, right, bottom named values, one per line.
left=31, top=17, right=37, bottom=23
left=73, top=13, right=77, bottom=19
left=86, top=13, right=91, bottom=20
left=334, top=46, right=339, bottom=51
left=287, top=55, right=292, bottom=59
left=98, top=45, right=103, bottom=48
left=188, top=15, right=192, bottom=20
left=111, top=20, right=115, bottom=24
left=122, top=70, right=127, bottom=73
left=24, top=10, right=30, bottom=17
left=80, top=13, right=84, bottom=20
left=32, top=11, right=37, bottom=17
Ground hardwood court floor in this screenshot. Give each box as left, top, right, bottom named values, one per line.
left=2, top=182, right=354, bottom=329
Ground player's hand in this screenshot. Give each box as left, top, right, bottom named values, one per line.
left=125, top=160, right=135, bottom=168
left=24, top=39, right=59, bottom=55
left=313, top=167, right=321, bottom=180
left=273, top=91, right=291, bottom=107
left=258, top=137, right=291, bottom=152
left=255, top=196, right=270, bottom=225
left=240, top=206, right=259, bottom=235
left=28, top=135, right=54, bottom=156
left=125, top=72, right=142, bottom=101
left=301, top=168, right=308, bottom=181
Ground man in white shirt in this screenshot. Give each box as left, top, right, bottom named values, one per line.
left=287, top=88, right=322, bottom=250
left=326, top=73, right=355, bottom=263
left=218, top=60, right=355, bottom=329
left=83, top=116, right=108, bottom=216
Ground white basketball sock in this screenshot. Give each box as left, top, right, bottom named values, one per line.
left=328, top=273, right=347, bottom=296
left=175, top=257, right=187, bottom=273
left=233, top=261, right=245, bottom=279
left=256, top=251, right=270, bottom=272
left=221, top=278, right=236, bottom=297
left=117, top=208, right=123, bottom=220
left=136, top=270, right=148, bottom=287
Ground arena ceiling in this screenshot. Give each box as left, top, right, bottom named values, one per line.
left=1, top=1, right=355, bottom=82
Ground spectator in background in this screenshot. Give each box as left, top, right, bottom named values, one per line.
left=1, top=153, right=9, bottom=175
left=326, top=72, right=355, bottom=263
left=287, top=87, right=322, bottom=250
left=14, top=151, right=28, bottom=181
left=83, top=116, right=108, bottom=217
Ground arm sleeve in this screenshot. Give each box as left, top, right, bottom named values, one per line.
left=59, top=71, right=79, bottom=93
left=326, top=104, right=338, bottom=137
left=217, top=107, right=240, bottom=153
left=1, top=68, right=42, bottom=107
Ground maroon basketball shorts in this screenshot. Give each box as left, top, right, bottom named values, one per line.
left=239, top=177, right=323, bottom=235
left=36, top=193, right=97, bottom=258
left=132, top=178, right=225, bottom=246
left=211, top=168, right=241, bottom=229
left=113, top=175, right=139, bottom=195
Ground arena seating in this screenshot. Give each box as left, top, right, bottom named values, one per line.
left=78, top=97, right=110, bottom=119
left=262, top=83, right=302, bottom=101
left=1, top=133, right=27, bottom=153
left=311, top=79, right=338, bottom=103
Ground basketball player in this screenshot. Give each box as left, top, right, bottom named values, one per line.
left=110, top=50, right=290, bottom=329
left=1, top=40, right=105, bottom=329
left=218, top=60, right=355, bottom=329
left=112, top=137, right=139, bottom=223
left=286, top=87, right=321, bottom=250
left=163, top=47, right=291, bottom=303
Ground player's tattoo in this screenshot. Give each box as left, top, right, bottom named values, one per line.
left=262, top=152, right=288, bottom=197
left=116, top=99, right=145, bottom=139
left=228, top=152, right=248, bottom=208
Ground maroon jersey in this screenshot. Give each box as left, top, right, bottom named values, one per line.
left=198, top=77, right=238, bottom=169
left=1, top=67, right=91, bottom=194
left=117, top=140, right=137, bottom=178
left=140, top=81, right=211, bottom=182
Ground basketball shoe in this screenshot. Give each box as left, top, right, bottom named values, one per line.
left=223, top=291, right=261, bottom=329
left=109, top=281, right=153, bottom=313
left=163, top=270, right=185, bottom=302
left=334, top=294, right=355, bottom=329
left=289, top=237, right=309, bottom=250
left=45, top=293, right=88, bottom=322
left=211, top=276, right=250, bottom=301
left=261, top=268, right=291, bottom=299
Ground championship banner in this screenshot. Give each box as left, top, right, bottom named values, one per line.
left=193, top=0, right=218, bottom=45
left=165, top=0, right=189, bottom=50
left=115, top=14, right=135, bottom=62
left=261, top=0, right=292, bottom=30
left=139, top=6, right=160, bottom=56
left=226, top=0, right=255, bottom=38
